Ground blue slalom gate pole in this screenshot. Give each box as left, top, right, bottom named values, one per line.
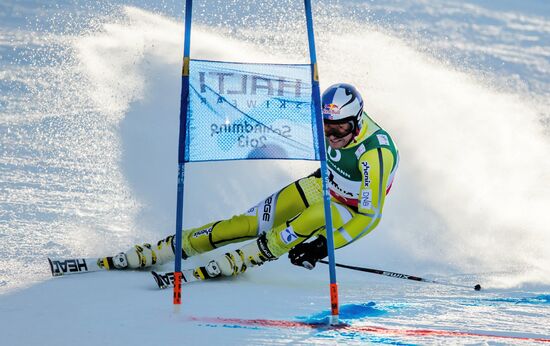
left=304, top=0, right=339, bottom=325
left=173, top=0, right=193, bottom=306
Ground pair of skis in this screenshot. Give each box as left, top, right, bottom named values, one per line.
left=49, top=257, right=483, bottom=291
left=47, top=257, right=209, bottom=289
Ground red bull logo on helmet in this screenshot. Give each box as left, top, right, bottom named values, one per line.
left=323, top=103, right=340, bottom=118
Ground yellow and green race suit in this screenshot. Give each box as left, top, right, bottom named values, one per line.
left=181, top=111, right=399, bottom=259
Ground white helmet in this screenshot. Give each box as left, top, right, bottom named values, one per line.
left=322, top=83, right=364, bottom=136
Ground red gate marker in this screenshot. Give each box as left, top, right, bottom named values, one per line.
left=173, top=271, right=182, bottom=305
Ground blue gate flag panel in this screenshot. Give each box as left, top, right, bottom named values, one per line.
left=185, top=59, right=320, bottom=162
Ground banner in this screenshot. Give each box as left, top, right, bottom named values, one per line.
left=185, top=59, right=320, bottom=162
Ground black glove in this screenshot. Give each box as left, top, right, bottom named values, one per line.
left=288, top=235, right=327, bottom=270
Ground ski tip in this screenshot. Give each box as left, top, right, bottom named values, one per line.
left=48, top=257, right=102, bottom=276
left=151, top=271, right=168, bottom=290
left=47, top=257, right=62, bottom=277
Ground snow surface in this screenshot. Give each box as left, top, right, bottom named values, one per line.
left=1, top=1, right=549, bottom=344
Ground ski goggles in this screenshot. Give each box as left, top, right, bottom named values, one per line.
left=323, top=121, right=354, bottom=138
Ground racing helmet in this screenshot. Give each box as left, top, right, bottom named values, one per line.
left=321, top=83, right=364, bottom=138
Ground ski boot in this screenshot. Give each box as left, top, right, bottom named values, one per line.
left=100, top=235, right=179, bottom=270
left=214, top=233, right=277, bottom=276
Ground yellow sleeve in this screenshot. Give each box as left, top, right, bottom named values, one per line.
left=334, top=147, right=395, bottom=248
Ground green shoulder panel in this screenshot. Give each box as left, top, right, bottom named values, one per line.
left=326, top=112, right=398, bottom=183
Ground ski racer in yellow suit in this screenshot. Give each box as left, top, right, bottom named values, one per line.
left=105, top=83, right=399, bottom=279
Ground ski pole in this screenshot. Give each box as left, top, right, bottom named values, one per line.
left=318, top=260, right=481, bottom=291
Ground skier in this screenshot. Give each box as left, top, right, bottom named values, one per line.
left=102, top=83, right=399, bottom=280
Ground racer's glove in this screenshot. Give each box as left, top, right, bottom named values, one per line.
left=288, top=235, right=327, bottom=270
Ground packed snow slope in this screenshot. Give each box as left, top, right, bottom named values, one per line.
left=0, top=1, right=549, bottom=345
